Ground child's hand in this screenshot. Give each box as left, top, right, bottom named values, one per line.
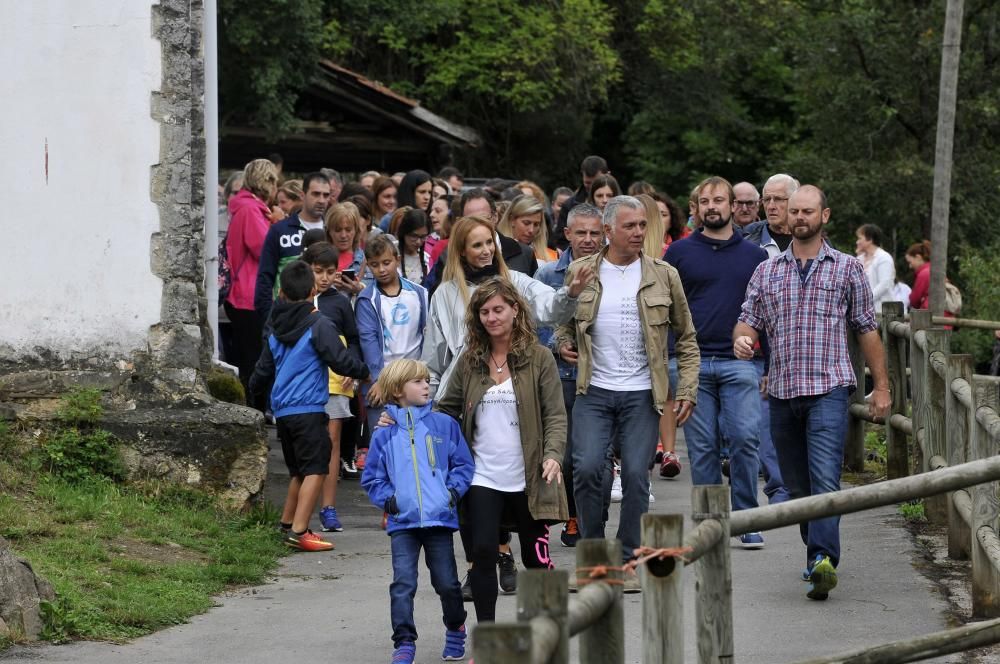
left=385, top=496, right=399, bottom=515
left=340, top=375, right=356, bottom=391
left=377, top=411, right=396, bottom=428
left=541, top=459, right=562, bottom=485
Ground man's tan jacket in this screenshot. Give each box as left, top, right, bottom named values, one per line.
left=555, top=247, right=700, bottom=410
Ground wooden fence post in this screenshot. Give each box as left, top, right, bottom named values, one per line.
left=692, top=485, right=733, bottom=664
left=640, top=514, right=684, bottom=664
left=945, top=354, right=974, bottom=559
left=517, top=569, right=568, bottom=664
left=972, top=378, right=1000, bottom=618
left=473, top=623, right=533, bottom=664
left=910, top=309, right=931, bottom=475
left=882, top=301, right=909, bottom=479
left=923, top=328, right=951, bottom=525
left=576, top=539, right=624, bottom=664
left=845, top=331, right=867, bottom=471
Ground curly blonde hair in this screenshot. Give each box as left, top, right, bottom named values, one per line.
left=242, top=158, right=279, bottom=201
left=463, top=277, right=536, bottom=366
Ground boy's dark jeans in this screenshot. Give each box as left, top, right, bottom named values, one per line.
left=389, top=526, right=466, bottom=646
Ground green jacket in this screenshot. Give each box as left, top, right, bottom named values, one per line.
left=555, top=248, right=700, bottom=409
left=436, top=343, right=569, bottom=523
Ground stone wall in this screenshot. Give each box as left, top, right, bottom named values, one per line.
left=0, top=1, right=267, bottom=508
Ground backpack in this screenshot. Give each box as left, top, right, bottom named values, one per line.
left=944, top=280, right=962, bottom=314
left=218, top=233, right=233, bottom=302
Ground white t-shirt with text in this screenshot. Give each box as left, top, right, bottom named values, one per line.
left=589, top=259, right=652, bottom=391
left=471, top=378, right=526, bottom=492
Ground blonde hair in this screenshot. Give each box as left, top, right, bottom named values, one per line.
left=516, top=180, right=548, bottom=206
left=377, top=359, right=430, bottom=404
left=324, top=202, right=363, bottom=251
left=463, top=278, right=536, bottom=365
left=278, top=179, right=303, bottom=205
left=498, top=195, right=549, bottom=261
left=442, top=216, right=511, bottom=304
left=242, top=158, right=279, bottom=201
left=636, top=194, right=665, bottom=258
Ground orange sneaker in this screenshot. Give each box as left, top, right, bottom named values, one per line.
left=560, top=517, right=580, bottom=547
left=381, top=511, right=389, bottom=530
left=284, top=529, right=334, bottom=552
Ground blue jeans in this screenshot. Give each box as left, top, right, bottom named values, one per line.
left=769, top=387, right=850, bottom=567
left=756, top=360, right=790, bottom=504
left=671, top=357, right=761, bottom=512
left=389, top=527, right=466, bottom=646
left=573, top=386, right=659, bottom=560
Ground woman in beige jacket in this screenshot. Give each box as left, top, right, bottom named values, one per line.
left=436, top=277, right=568, bottom=623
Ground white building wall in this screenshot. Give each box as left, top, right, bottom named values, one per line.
left=0, top=2, right=163, bottom=362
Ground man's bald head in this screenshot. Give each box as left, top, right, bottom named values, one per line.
left=787, top=184, right=830, bottom=242
left=789, top=184, right=827, bottom=211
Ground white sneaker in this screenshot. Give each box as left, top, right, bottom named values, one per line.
left=611, top=465, right=623, bottom=503
left=648, top=492, right=655, bottom=503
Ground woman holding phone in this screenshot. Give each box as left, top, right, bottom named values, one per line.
left=325, top=202, right=366, bottom=298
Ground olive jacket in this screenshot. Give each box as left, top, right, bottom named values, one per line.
left=554, top=247, right=700, bottom=410
left=436, top=343, right=569, bottom=523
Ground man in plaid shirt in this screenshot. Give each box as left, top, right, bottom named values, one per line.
left=733, top=185, right=891, bottom=601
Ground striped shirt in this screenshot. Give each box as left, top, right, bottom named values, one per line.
left=739, top=241, right=877, bottom=399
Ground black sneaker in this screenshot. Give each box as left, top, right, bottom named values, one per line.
left=461, top=571, right=473, bottom=602
left=341, top=459, right=359, bottom=480
left=498, top=552, right=517, bottom=593
left=720, top=455, right=731, bottom=479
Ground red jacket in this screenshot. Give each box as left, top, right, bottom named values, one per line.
left=909, top=262, right=930, bottom=310
left=225, top=190, right=270, bottom=310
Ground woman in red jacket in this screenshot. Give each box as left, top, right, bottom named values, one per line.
left=225, top=158, right=278, bottom=405
left=905, top=241, right=932, bottom=310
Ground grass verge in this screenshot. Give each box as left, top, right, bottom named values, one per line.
left=0, top=415, right=284, bottom=646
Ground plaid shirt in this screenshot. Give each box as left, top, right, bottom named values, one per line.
left=739, top=240, right=877, bottom=399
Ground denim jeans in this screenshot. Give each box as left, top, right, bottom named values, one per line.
left=670, top=357, right=760, bottom=512
left=756, top=359, right=790, bottom=504
left=561, top=379, right=577, bottom=519
left=769, top=387, right=850, bottom=567
left=389, top=527, right=466, bottom=646
left=573, top=386, right=659, bottom=560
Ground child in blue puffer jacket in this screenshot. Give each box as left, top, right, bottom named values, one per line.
left=361, top=359, right=474, bottom=664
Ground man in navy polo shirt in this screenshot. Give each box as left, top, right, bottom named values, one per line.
left=665, top=176, right=769, bottom=548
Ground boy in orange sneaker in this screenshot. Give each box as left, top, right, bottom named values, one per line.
left=250, top=260, right=370, bottom=551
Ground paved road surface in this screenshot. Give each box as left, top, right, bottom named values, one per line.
left=1, top=429, right=968, bottom=663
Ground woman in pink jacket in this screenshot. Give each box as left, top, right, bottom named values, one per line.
left=225, top=158, right=278, bottom=406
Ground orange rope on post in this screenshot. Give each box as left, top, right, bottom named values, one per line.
left=576, top=546, right=693, bottom=585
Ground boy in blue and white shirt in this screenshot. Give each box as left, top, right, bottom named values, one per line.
left=355, top=235, right=429, bottom=436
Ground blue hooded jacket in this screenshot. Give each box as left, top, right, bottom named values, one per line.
left=361, top=403, right=474, bottom=534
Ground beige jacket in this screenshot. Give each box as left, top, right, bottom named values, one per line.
left=555, top=248, right=700, bottom=410
left=436, top=343, right=569, bottom=523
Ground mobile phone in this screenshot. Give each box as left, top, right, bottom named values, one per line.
left=341, top=269, right=357, bottom=281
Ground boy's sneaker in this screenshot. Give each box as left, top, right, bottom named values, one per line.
left=442, top=625, right=466, bottom=661
left=498, top=552, right=517, bottom=593
left=807, top=555, right=837, bottom=600
left=342, top=459, right=359, bottom=479
left=284, top=529, right=334, bottom=552
left=738, top=532, right=765, bottom=549
left=610, top=466, right=623, bottom=503
left=319, top=506, right=343, bottom=532
left=659, top=451, right=682, bottom=479
left=460, top=571, right=473, bottom=602
left=355, top=448, right=368, bottom=471
left=653, top=441, right=664, bottom=465
left=381, top=511, right=389, bottom=531
left=560, top=517, right=581, bottom=547
left=391, top=641, right=416, bottom=664
left=720, top=455, right=731, bottom=479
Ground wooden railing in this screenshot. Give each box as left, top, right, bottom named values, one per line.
left=475, top=304, right=1000, bottom=663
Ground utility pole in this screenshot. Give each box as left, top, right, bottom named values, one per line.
left=929, top=0, right=964, bottom=316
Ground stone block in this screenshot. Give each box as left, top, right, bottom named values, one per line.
left=150, top=232, right=201, bottom=281
left=160, top=280, right=199, bottom=325
left=148, top=323, right=203, bottom=369
left=0, top=537, right=55, bottom=641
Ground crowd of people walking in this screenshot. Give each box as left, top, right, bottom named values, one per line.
left=221, top=153, right=925, bottom=663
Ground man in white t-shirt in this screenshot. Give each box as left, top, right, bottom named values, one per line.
left=556, top=195, right=700, bottom=565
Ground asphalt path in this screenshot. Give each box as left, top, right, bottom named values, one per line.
left=2, top=429, right=966, bottom=663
